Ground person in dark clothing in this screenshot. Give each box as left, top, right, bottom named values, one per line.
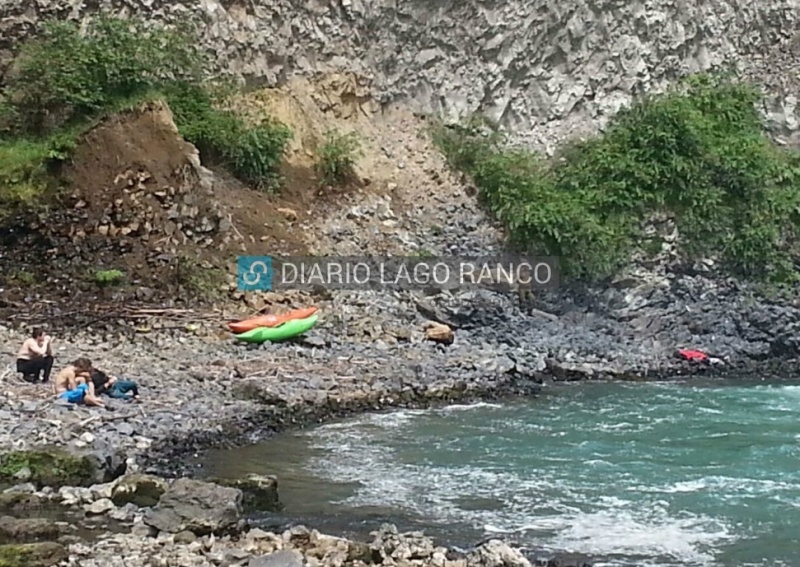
left=91, top=369, right=139, bottom=401
left=15, top=328, right=55, bottom=383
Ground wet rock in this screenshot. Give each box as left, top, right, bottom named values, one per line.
left=0, top=542, right=67, bottom=567
left=212, top=474, right=281, bottom=512
left=0, top=449, right=97, bottom=488
left=143, top=478, right=243, bottom=535
left=83, top=498, right=115, bottom=515
left=0, top=517, right=62, bottom=544
left=111, top=473, right=168, bottom=508
left=468, top=540, right=531, bottom=567
left=84, top=440, right=128, bottom=483
left=0, top=491, right=46, bottom=514
left=57, top=486, right=93, bottom=506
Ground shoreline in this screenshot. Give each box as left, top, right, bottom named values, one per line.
left=1, top=286, right=799, bottom=567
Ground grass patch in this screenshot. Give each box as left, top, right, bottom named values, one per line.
left=92, top=269, right=125, bottom=287
left=315, top=129, right=362, bottom=186
left=0, top=140, right=51, bottom=217
left=432, top=73, right=800, bottom=283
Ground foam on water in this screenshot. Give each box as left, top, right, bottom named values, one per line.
left=285, top=381, right=800, bottom=566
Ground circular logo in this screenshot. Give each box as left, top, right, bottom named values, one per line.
left=242, top=260, right=270, bottom=285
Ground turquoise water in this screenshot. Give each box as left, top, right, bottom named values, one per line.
left=204, top=379, right=800, bottom=566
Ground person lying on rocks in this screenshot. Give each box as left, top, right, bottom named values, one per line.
left=15, top=327, right=54, bottom=384
left=53, top=358, right=105, bottom=407
left=90, top=368, right=139, bottom=401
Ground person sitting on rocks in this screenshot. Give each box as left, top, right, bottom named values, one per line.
left=15, top=327, right=55, bottom=384
left=90, top=368, right=139, bottom=401
left=53, top=358, right=105, bottom=407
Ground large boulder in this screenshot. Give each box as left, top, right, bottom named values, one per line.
left=211, top=474, right=281, bottom=512
left=0, top=517, right=62, bottom=544
left=0, top=449, right=95, bottom=488
left=143, top=478, right=242, bottom=535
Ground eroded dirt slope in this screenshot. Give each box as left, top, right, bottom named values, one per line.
left=0, top=73, right=503, bottom=323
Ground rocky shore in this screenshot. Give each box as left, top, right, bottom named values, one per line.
left=2, top=265, right=800, bottom=566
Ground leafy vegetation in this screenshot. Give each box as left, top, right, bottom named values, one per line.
left=0, top=14, right=291, bottom=215
left=92, top=269, right=125, bottom=287
left=315, top=129, right=362, bottom=186
left=163, top=82, right=291, bottom=191
left=432, top=74, right=800, bottom=282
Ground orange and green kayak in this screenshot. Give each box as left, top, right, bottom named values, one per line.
left=234, top=314, right=319, bottom=343
left=227, top=306, right=318, bottom=334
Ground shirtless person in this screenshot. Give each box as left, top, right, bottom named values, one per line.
left=53, top=358, right=104, bottom=407
left=16, top=328, right=55, bottom=383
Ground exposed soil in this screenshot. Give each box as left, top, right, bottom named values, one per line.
left=0, top=72, right=487, bottom=326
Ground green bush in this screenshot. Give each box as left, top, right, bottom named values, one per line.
left=1, top=15, right=291, bottom=194
left=4, top=16, right=203, bottom=135
left=316, top=129, right=362, bottom=186
left=164, top=82, right=291, bottom=191
left=433, top=74, right=800, bottom=282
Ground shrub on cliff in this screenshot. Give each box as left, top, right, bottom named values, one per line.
left=315, top=129, right=363, bottom=186
left=0, top=15, right=291, bottom=195
left=164, top=82, right=291, bottom=191
left=434, top=74, right=800, bottom=282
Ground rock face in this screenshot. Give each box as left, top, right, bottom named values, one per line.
left=0, top=0, right=797, bottom=149
left=143, top=478, right=243, bottom=535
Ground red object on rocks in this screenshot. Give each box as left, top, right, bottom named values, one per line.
left=677, top=349, right=709, bottom=362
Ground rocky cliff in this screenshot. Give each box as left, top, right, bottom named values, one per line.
left=1, top=0, right=798, bottom=149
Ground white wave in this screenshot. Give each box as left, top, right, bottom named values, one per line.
left=436, top=402, right=504, bottom=413
left=697, top=407, right=723, bottom=415
left=510, top=507, right=735, bottom=565
left=307, top=408, right=427, bottom=434
left=632, top=476, right=800, bottom=497
left=304, top=430, right=738, bottom=566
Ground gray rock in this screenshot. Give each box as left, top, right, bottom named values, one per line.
left=212, top=474, right=281, bottom=512
left=143, top=478, right=242, bottom=535
left=84, top=497, right=115, bottom=515
left=468, top=539, right=531, bottom=567
left=249, top=549, right=304, bottom=567
left=84, top=441, right=128, bottom=483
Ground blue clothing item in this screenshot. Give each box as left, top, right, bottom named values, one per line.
left=106, top=379, right=138, bottom=400
left=59, top=383, right=88, bottom=404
